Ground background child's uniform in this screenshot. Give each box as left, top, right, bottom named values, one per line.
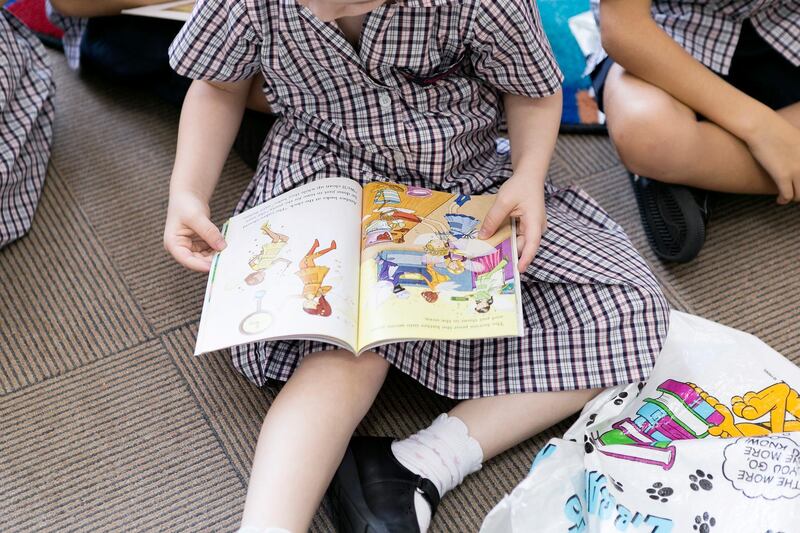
left=0, top=8, right=54, bottom=248
left=45, top=1, right=190, bottom=105
left=588, top=0, right=800, bottom=112
left=44, top=0, right=84, bottom=68
left=169, top=0, right=670, bottom=399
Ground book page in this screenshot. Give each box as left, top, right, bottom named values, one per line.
left=195, top=178, right=362, bottom=355
left=122, top=1, right=195, bottom=21
left=357, top=181, right=523, bottom=351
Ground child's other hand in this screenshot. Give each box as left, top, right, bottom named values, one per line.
left=163, top=191, right=227, bottom=272
left=478, top=175, right=547, bottom=273
left=747, top=111, right=800, bottom=205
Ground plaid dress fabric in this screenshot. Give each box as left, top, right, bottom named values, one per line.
left=0, top=10, right=55, bottom=248
left=45, top=0, right=86, bottom=69
left=589, top=0, right=800, bottom=75
left=170, top=0, right=670, bottom=399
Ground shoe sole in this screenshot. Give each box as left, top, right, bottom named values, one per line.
left=630, top=174, right=706, bottom=263
left=329, top=445, right=393, bottom=533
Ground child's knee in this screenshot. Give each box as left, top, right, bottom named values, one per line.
left=605, top=78, right=696, bottom=180
left=607, top=103, right=679, bottom=176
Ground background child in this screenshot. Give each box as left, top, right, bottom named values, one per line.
left=47, top=0, right=273, bottom=168
left=589, top=0, right=800, bottom=262
left=164, top=0, right=670, bottom=530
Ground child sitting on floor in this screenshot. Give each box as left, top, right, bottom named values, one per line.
left=163, top=0, right=670, bottom=531
left=589, top=0, right=800, bottom=262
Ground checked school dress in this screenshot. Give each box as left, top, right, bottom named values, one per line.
left=587, top=0, right=800, bottom=76
left=0, top=9, right=55, bottom=248
left=169, top=0, right=670, bottom=399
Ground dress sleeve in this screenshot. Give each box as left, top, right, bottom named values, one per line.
left=168, top=0, right=262, bottom=82
left=45, top=0, right=87, bottom=70
left=468, top=0, right=563, bottom=97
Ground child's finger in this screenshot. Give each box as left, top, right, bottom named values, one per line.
left=189, top=217, right=227, bottom=251
left=517, top=231, right=541, bottom=273
left=171, top=246, right=213, bottom=273
left=774, top=178, right=793, bottom=205
left=478, top=195, right=511, bottom=239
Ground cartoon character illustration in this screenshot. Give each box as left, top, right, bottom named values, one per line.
left=690, top=381, right=800, bottom=437
left=375, top=250, right=452, bottom=292
left=470, top=247, right=511, bottom=313
left=422, top=231, right=454, bottom=257
left=361, top=183, right=450, bottom=247
left=247, top=222, right=290, bottom=285
left=420, top=264, right=451, bottom=303
left=375, top=240, right=515, bottom=312
left=443, top=213, right=479, bottom=239
left=592, top=379, right=724, bottom=469
left=373, top=185, right=403, bottom=207
left=364, top=183, right=517, bottom=312
left=295, top=238, right=337, bottom=316
left=590, top=379, right=800, bottom=470
left=376, top=207, right=422, bottom=244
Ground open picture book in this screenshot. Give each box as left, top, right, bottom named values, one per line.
left=121, top=0, right=195, bottom=21
left=194, top=178, right=524, bottom=356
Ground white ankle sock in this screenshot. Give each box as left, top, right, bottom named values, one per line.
left=391, top=414, right=484, bottom=532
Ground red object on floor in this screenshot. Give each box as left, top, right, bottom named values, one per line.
left=6, top=0, right=64, bottom=40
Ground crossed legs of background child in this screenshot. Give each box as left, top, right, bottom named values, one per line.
left=601, top=63, right=800, bottom=263
left=603, top=63, right=800, bottom=196
left=237, top=349, right=600, bottom=532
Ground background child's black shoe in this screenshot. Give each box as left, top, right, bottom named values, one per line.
left=329, top=436, right=440, bottom=533
left=629, top=173, right=710, bottom=263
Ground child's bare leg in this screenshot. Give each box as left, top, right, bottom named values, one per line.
left=240, top=349, right=389, bottom=531
left=780, top=100, right=800, bottom=126
left=604, top=64, right=800, bottom=195
left=339, top=388, right=603, bottom=531
left=448, top=388, right=601, bottom=459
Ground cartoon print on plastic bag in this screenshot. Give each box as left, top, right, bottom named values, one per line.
left=691, top=382, right=800, bottom=437
left=587, top=379, right=800, bottom=471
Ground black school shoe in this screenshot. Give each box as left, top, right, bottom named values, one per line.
left=329, top=436, right=440, bottom=533
left=629, top=173, right=711, bottom=263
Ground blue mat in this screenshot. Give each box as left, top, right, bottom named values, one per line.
left=538, top=0, right=605, bottom=132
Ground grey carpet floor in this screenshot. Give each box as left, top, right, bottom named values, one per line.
left=1, top=50, right=798, bottom=532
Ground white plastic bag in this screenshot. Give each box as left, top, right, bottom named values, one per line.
left=482, top=311, right=800, bottom=533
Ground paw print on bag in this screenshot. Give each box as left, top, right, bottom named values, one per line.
left=645, top=482, right=673, bottom=502
left=689, top=469, right=714, bottom=491
left=612, top=391, right=629, bottom=406
left=583, top=434, right=595, bottom=454
left=693, top=512, right=716, bottom=532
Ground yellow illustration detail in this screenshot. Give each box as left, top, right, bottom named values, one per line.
left=296, top=238, right=337, bottom=317
left=246, top=222, right=291, bottom=286
left=689, top=382, right=800, bottom=437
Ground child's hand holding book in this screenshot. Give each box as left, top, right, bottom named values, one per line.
left=163, top=190, right=227, bottom=273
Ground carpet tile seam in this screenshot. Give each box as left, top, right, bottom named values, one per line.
left=45, top=159, right=156, bottom=338
left=0, top=338, right=163, bottom=399
left=157, top=334, right=249, bottom=490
